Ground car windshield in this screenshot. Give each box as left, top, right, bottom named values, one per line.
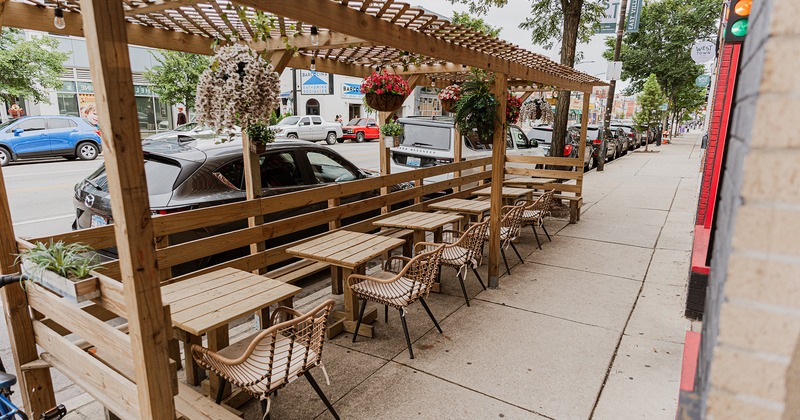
left=175, top=123, right=198, bottom=132
left=399, top=123, right=451, bottom=150
left=277, top=116, right=301, bottom=126
left=346, top=118, right=363, bottom=126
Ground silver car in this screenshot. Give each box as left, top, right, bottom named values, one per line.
left=143, top=123, right=240, bottom=142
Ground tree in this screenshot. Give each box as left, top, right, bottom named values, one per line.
left=0, top=28, right=67, bottom=104
left=603, top=0, right=720, bottom=119
left=451, top=0, right=605, bottom=158
left=452, top=12, right=502, bottom=37
left=143, top=51, right=209, bottom=120
left=633, top=74, right=666, bottom=152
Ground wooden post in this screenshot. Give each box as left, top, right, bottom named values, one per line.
left=488, top=74, right=508, bottom=288
left=81, top=1, right=176, bottom=418
left=578, top=93, right=590, bottom=200
left=378, top=111, right=391, bottom=213
left=453, top=127, right=462, bottom=192
left=242, top=130, right=266, bottom=273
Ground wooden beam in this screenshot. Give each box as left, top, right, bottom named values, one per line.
left=80, top=1, right=176, bottom=418
left=252, top=32, right=373, bottom=51
left=125, top=0, right=200, bottom=17
left=488, top=74, right=508, bottom=288
left=519, top=91, right=534, bottom=102
left=269, top=50, right=292, bottom=74
left=0, top=0, right=7, bottom=28
left=246, top=0, right=589, bottom=91
left=4, top=2, right=211, bottom=55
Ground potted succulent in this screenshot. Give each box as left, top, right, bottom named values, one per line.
left=360, top=70, right=411, bottom=112
left=380, top=120, right=404, bottom=147
left=17, top=241, right=101, bottom=303
left=245, top=121, right=277, bottom=154
left=438, top=84, right=462, bottom=113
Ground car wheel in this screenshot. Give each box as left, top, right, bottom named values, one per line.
left=356, top=132, right=365, bottom=143
left=77, top=142, right=99, bottom=161
left=336, top=138, right=345, bottom=143
left=0, top=148, right=9, bottom=167
left=325, top=132, right=337, bottom=145
left=287, top=133, right=298, bottom=139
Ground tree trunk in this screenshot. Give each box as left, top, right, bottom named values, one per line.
left=551, top=0, right=583, bottom=162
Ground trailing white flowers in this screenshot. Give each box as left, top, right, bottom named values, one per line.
left=195, top=43, right=281, bottom=134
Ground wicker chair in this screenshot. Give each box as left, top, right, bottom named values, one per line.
left=516, top=190, right=555, bottom=250
left=191, top=300, right=339, bottom=420
left=419, top=220, right=489, bottom=306
left=347, top=243, right=445, bottom=359
left=479, top=205, right=526, bottom=276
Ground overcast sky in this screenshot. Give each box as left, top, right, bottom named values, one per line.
left=419, top=0, right=631, bottom=92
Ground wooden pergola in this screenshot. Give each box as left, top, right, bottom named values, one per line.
left=0, top=1, right=604, bottom=418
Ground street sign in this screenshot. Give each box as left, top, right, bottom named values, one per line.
left=695, top=74, right=712, bottom=88
left=607, top=61, right=623, bottom=80
left=691, top=41, right=716, bottom=64
left=659, top=104, right=668, bottom=111
left=598, top=0, right=622, bottom=34
left=625, top=0, right=643, bottom=33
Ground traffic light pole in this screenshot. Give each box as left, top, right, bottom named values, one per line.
left=601, top=0, right=628, bottom=172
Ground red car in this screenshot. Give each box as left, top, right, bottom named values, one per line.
left=339, top=118, right=380, bottom=143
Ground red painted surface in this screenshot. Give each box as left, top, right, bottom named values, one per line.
left=691, top=226, right=711, bottom=275
left=341, top=117, right=380, bottom=140
left=680, top=331, right=702, bottom=392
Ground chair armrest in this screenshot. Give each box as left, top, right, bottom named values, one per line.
left=269, top=306, right=303, bottom=327
left=346, top=272, right=403, bottom=287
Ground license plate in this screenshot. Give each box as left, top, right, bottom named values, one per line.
left=90, top=214, right=108, bottom=227
left=407, top=156, right=421, bottom=167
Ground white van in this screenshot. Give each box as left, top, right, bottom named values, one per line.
left=390, top=116, right=544, bottom=183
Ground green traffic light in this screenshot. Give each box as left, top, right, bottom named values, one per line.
left=731, top=19, right=749, bottom=37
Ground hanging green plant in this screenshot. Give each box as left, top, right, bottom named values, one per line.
left=452, top=70, right=498, bottom=144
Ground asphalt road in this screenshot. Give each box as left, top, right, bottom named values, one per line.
left=4, top=140, right=381, bottom=239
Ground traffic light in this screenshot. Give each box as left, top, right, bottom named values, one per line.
left=725, top=0, right=751, bottom=43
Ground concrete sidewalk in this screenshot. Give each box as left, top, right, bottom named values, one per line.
left=66, top=133, right=704, bottom=419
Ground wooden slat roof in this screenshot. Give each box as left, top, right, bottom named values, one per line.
left=4, top=0, right=606, bottom=91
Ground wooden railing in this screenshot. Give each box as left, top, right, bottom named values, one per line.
left=504, top=155, right=585, bottom=196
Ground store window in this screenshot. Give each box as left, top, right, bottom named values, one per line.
left=418, top=97, right=442, bottom=117
left=306, top=99, right=320, bottom=115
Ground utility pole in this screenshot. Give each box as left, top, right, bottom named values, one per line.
left=601, top=0, right=629, bottom=172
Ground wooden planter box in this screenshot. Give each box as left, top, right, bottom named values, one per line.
left=21, top=261, right=99, bottom=303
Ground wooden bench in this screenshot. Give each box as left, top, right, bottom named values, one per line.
left=266, top=259, right=330, bottom=284
left=175, top=383, right=241, bottom=420
left=529, top=191, right=583, bottom=224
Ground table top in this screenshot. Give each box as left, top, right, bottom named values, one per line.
left=286, top=230, right=404, bottom=270
left=473, top=186, right=535, bottom=197
left=504, top=177, right=557, bottom=186
left=373, top=211, right=464, bottom=231
left=428, top=198, right=491, bottom=215
left=162, top=267, right=301, bottom=336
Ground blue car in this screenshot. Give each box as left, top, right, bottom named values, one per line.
left=0, top=116, right=102, bottom=166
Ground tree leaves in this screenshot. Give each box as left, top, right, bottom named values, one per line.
left=0, top=28, right=68, bottom=104
left=143, top=51, right=210, bottom=114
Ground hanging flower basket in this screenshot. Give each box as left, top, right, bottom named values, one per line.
left=361, top=71, right=411, bottom=112
left=365, top=93, right=406, bottom=112
left=195, top=44, right=281, bottom=135
left=441, top=99, right=456, bottom=113
left=438, top=85, right=462, bottom=113
left=506, top=94, right=522, bottom=125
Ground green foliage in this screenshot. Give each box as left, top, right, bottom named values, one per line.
left=519, top=0, right=605, bottom=51
left=633, top=74, right=666, bottom=132
left=0, top=28, right=67, bottom=104
left=380, top=121, right=404, bottom=137
left=245, top=121, right=277, bottom=145
left=18, top=241, right=101, bottom=280
left=452, top=70, right=498, bottom=144
left=143, top=51, right=209, bottom=112
left=452, top=12, right=502, bottom=37
left=269, top=111, right=293, bottom=126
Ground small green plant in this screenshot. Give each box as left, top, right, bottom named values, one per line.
left=17, top=241, right=101, bottom=280
left=380, top=121, right=403, bottom=137
left=452, top=69, right=499, bottom=144
left=245, top=121, right=277, bottom=145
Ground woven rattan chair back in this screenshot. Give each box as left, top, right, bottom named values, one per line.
left=500, top=204, right=526, bottom=249
left=191, top=299, right=334, bottom=399
left=461, top=219, right=489, bottom=267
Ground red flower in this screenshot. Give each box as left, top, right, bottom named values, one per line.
left=361, top=71, right=409, bottom=96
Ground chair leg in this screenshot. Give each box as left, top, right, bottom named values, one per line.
left=384, top=304, right=389, bottom=323
left=510, top=242, right=524, bottom=264
left=352, top=299, right=367, bottom=343
left=215, top=376, right=227, bottom=404
left=456, top=271, right=470, bottom=306
left=542, top=223, right=551, bottom=241
left=531, top=224, right=542, bottom=250
left=399, top=308, right=414, bottom=359
left=471, top=267, right=487, bottom=290
left=419, top=298, right=443, bottom=333
left=501, top=248, right=511, bottom=275
left=305, top=371, right=340, bottom=420
left=260, top=398, right=270, bottom=420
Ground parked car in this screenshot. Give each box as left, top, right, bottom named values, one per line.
left=72, top=137, right=411, bottom=272
left=269, top=115, right=343, bottom=145
left=390, top=116, right=544, bottom=184
left=143, top=122, right=240, bottom=142
left=569, top=124, right=616, bottom=166
left=0, top=116, right=102, bottom=166
left=340, top=118, right=380, bottom=143
left=527, top=125, right=593, bottom=171
left=610, top=122, right=642, bottom=149
left=610, top=126, right=629, bottom=157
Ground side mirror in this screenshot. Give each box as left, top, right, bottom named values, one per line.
left=13, top=128, right=23, bottom=136
left=531, top=140, right=539, bottom=148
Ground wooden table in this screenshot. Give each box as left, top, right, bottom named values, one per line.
left=286, top=230, right=405, bottom=339
left=428, top=198, right=491, bottom=223
left=473, top=186, right=535, bottom=205
left=373, top=211, right=464, bottom=246
left=504, top=177, right=557, bottom=188
left=162, top=267, right=301, bottom=398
